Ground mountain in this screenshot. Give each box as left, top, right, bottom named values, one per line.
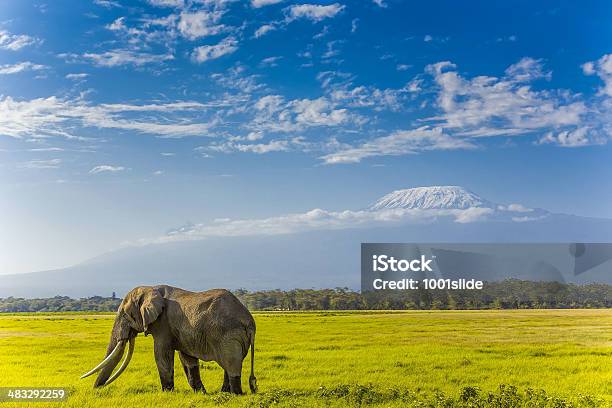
left=1, top=186, right=611, bottom=298
left=369, top=186, right=494, bottom=211
left=367, top=186, right=550, bottom=222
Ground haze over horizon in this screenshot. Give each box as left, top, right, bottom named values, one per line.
left=1, top=0, right=611, bottom=275
left=2, top=185, right=610, bottom=278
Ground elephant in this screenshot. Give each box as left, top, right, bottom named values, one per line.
left=80, top=285, right=257, bottom=395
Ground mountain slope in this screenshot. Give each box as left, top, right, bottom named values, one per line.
left=1, top=214, right=611, bottom=297
left=1, top=186, right=611, bottom=297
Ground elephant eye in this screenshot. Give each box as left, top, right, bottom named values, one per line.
left=121, top=310, right=137, bottom=325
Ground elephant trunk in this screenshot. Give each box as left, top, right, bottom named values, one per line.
left=81, top=313, right=136, bottom=387
left=92, top=339, right=127, bottom=387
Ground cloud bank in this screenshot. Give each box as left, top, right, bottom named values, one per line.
left=141, top=195, right=544, bottom=245
left=145, top=207, right=494, bottom=244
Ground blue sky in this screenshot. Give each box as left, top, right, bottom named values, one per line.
left=0, top=0, right=611, bottom=274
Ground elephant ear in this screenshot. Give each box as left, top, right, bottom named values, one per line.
left=139, top=288, right=164, bottom=333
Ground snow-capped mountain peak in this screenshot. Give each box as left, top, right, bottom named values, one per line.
left=369, top=186, right=494, bottom=211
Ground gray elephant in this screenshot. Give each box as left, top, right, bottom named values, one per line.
left=81, top=285, right=257, bottom=395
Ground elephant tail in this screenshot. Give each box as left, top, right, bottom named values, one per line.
left=248, top=329, right=257, bottom=393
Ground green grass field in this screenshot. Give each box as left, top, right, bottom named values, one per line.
left=0, top=310, right=611, bottom=407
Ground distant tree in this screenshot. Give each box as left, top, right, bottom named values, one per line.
left=1, top=280, right=610, bottom=312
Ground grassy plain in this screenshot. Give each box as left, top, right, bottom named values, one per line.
left=0, top=309, right=610, bottom=407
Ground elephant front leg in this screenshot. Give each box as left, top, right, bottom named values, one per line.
left=221, top=371, right=230, bottom=392
left=229, top=376, right=243, bottom=395
left=154, top=340, right=175, bottom=391
left=179, top=351, right=205, bottom=393
left=220, top=369, right=240, bottom=394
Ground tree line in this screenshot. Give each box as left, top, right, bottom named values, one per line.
left=0, top=280, right=610, bottom=313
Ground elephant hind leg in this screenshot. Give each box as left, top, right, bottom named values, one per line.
left=219, top=341, right=244, bottom=395
left=179, top=351, right=205, bottom=393
left=224, top=363, right=243, bottom=394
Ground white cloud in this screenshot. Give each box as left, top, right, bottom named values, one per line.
left=254, top=94, right=284, bottom=113
left=504, top=57, right=550, bottom=82
left=198, top=0, right=238, bottom=7
left=322, top=40, right=342, bottom=59
left=0, top=96, right=74, bottom=139
left=252, top=0, right=283, bottom=7
left=105, top=1, right=237, bottom=49
left=260, top=56, right=282, bottom=67
left=93, top=0, right=122, bottom=8
left=4, top=50, right=608, bottom=161
left=254, top=24, right=276, bottom=38
left=582, top=62, right=595, bottom=76
left=246, top=131, right=263, bottom=141
left=97, top=101, right=221, bottom=112
left=18, top=159, right=62, bottom=169
left=424, top=58, right=590, bottom=141
left=210, top=65, right=264, bottom=93
left=178, top=10, right=226, bottom=40
left=139, top=188, right=550, bottom=243
left=317, top=70, right=411, bottom=112
left=537, top=127, right=604, bottom=147
left=191, top=37, right=238, bottom=63
left=582, top=54, right=612, bottom=97
left=106, top=16, right=127, bottom=31
left=496, top=35, right=517, bottom=43
left=0, top=62, right=46, bottom=75
left=372, top=0, right=386, bottom=7
left=320, top=126, right=475, bottom=164
left=142, top=14, right=178, bottom=28
left=81, top=49, right=174, bottom=67
left=511, top=214, right=547, bottom=223
left=250, top=94, right=360, bottom=133
left=147, top=0, right=184, bottom=7
left=286, top=3, right=345, bottom=22
left=65, top=73, right=89, bottom=80
left=405, top=78, right=422, bottom=92
left=422, top=35, right=449, bottom=44
left=0, top=96, right=221, bottom=139
left=211, top=139, right=291, bottom=154
left=89, top=165, right=126, bottom=174
left=0, top=30, right=40, bottom=51
left=328, top=85, right=404, bottom=111
left=102, top=14, right=179, bottom=48
left=292, top=97, right=350, bottom=126
left=454, top=207, right=494, bottom=223
left=145, top=206, right=493, bottom=244
left=500, top=203, right=533, bottom=213
left=28, top=147, right=64, bottom=152
left=313, top=25, right=330, bottom=40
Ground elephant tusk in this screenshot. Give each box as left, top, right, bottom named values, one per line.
left=80, top=340, right=126, bottom=379
left=104, top=337, right=135, bottom=386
